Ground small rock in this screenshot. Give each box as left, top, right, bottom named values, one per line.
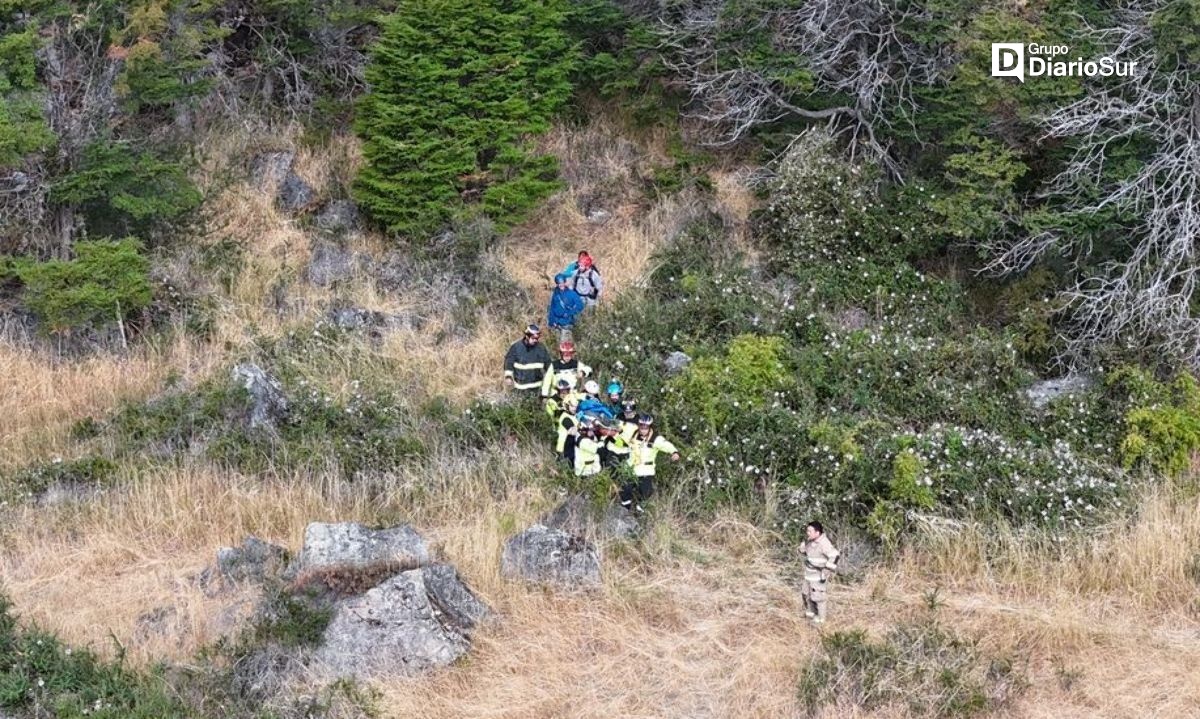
left=215, top=536, right=288, bottom=583
left=230, top=363, right=289, bottom=431
left=326, top=307, right=424, bottom=333
left=542, top=494, right=638, bottom=541
left=585, top=207, right=612, bottom=224
left=316, top=566, right=487, bottom=678
left=250, top=151, right=295, bottom=190
left=1025, top=374, right=1094, bottom=410
left=663, top=351, right=692, bottom=376
left=277, top=173, right=316, bottom=213
left=1, top=171, right=29, bottom=193
left=297, top=522, right=431, bottom=572
left=501, top=524, right=601, bottom=588
left=306, top=241, right=368, bottom=287
left=315, top=200, right=360, bottom=234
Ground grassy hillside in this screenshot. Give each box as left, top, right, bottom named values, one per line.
left=2, top=1, right=1200, bottom=716
left=0, top=115, right=1198, bottom=718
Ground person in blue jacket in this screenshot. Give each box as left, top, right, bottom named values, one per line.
left=561, top=250, right=604, bottom=307
left=547, top=272, right=586, bottom=342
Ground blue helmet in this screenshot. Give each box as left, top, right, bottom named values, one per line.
left=606, top=380, right=623, bottom=398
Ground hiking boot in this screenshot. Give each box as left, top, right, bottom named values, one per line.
left=804, top=610, right=815, bottom=619
left=812, top=617, right=825, bottom=625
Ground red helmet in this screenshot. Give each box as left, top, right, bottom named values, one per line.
left=578, top=251, right=593, bottom=270
left=559, top=340, right=575, bottom=356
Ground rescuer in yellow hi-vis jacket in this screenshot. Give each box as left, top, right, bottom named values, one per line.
left=621, top=413, right=679, bottom=514
left=540, top=340, right=592, bottom=398
left=800, top=521, right=840, bottom=625
left=573, top=416, right=612, bottom=477
left=555, top=392, right=581, bottom=466
left=544, top=377, right=581, bottom=418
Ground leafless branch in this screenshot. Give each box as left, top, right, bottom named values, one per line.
left=656, top=0, right=955, bottom=176
left=982, top=1, right=1200, bottom=365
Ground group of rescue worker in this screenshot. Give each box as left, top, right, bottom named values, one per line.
left=501, top=253, right=840, bottom=623
left=503, top=323, right=679, bottom=515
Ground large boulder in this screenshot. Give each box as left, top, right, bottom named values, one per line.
left=231, top=363, right=289, bottom=431
left=541, top=494, right=638, bottom=542
left=1025, top=374, right=1094, bottom=410
left=501, top=524, right=601, bottom=588
left=297, top=522, right=431, bottom=572
left=315, top=565, right=488, bottom=678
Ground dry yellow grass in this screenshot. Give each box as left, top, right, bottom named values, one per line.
left=0, top=335, right=221, bottom=471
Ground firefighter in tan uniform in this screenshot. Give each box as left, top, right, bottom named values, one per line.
left=800, top=521, right=839, bottom=624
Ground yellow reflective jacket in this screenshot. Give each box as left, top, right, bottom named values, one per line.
left=556, top=412, right=578, bottom=454
left=574, top=435, right=603, bottom=476
left=627, top=431, right=678, bottom=477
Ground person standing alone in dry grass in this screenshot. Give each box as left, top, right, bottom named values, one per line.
left=801, top=521, right=839, bottom=625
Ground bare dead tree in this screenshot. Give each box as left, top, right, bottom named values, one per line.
left=656, top=0, right=955, bottom=176
left=982, top=1, right=1200, bottom=366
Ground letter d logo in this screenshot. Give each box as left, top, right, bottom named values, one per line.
left=991, top=43, right=1025, bottom=82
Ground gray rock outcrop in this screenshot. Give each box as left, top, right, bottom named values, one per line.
left=316, top=564, right=489, bottom=678
left=1025, top=374, right=1094, bottom=410
left=501, top=524, right=601, bottom=588
left=297, top=522, right=431, bottom=572
left=215, top=536, right=289, bottom=583
left=315, top=200, right=360, bottom=234
left=306, top=241, right=368, bottom=287
left=663, top=351, right=692, bottom=376
left=278, top=173, right=316, bottom=213
left=231, top=363, right=289, bottom=431
left=326, top=307, right=423, bottom=333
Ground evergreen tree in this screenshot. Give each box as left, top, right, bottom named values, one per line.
left=353, top=0, right=575, bottom=238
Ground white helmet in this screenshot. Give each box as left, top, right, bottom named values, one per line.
left=583, top=379, right=600, bottom=395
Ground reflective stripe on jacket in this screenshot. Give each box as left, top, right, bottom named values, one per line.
left=503, top=340, right=551, bottom=390
left=801, top=535, right=840, bottom=583
left=556, top=413, right=578, bottom=454
left=540, top=358, right=592, bottom=396
left=627, top=431, right=677, bottom=477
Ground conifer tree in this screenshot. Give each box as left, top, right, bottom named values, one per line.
left=353, top=0, right=575, bottom=238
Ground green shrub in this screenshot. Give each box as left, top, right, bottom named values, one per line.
left=1121, top=374, right=1200, bottom=477
left=0, top=595, right=189, bottom=717
left=7, top=456, right=118, bottom=501
left=798, top=619, right=1025, bottom=717
left=51, top=141, right=201, bottom=239
left=353, top=0, right=576, bottom=237
left=12, top=238, right=153, bottom=334
left=672, top=334, right=794, bottom=431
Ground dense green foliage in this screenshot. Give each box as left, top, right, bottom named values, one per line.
left=9, top=238, right=152, bottom=334
left=353, top=0, right=576, bottom=237
left=575, top=134, right=1173, bottom=540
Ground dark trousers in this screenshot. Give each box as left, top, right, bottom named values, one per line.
left=560, top=436, right=576, bottom=466
left=618, top=475, right=654, bottom=507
